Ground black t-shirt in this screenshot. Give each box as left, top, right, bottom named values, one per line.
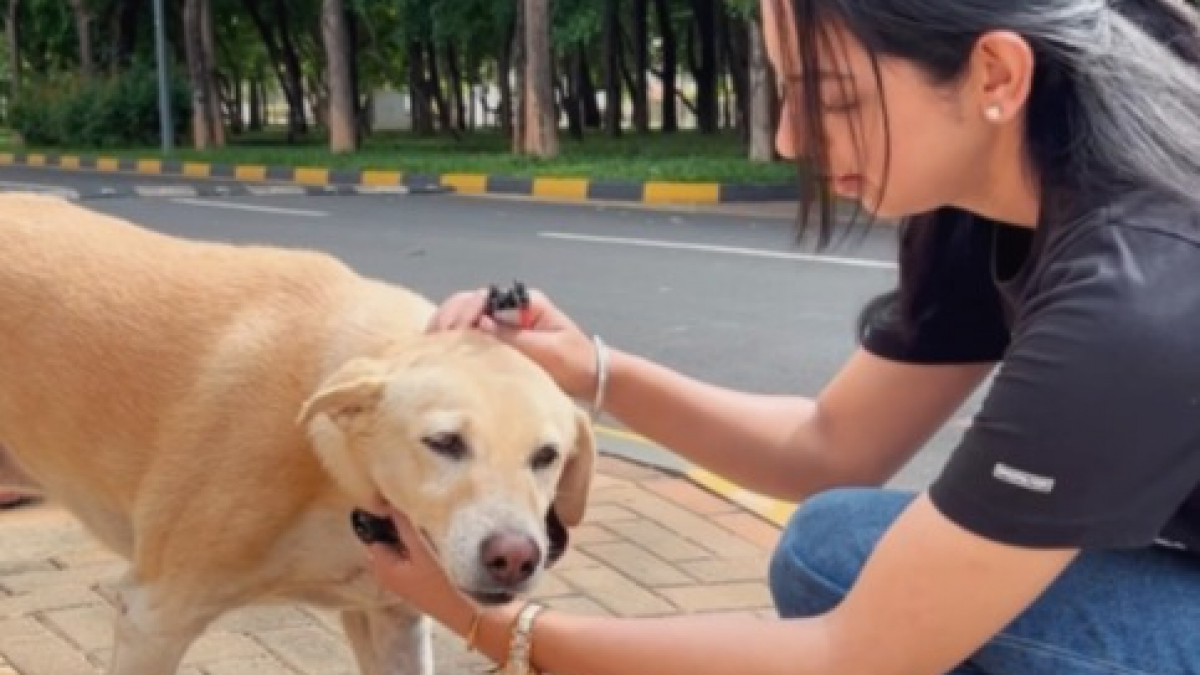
left=862, top=190, right=1200, bottom=555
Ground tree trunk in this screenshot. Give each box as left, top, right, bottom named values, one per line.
left=576, top=47, right=600, bottom=128
left=321, top=0, right=356, bottom=152
left=602, top=0, right=621, bottom=137
left=229, top=78, right=244, bottom=134
left=273, top=0, right=308, bottom=138
left=747, top=17, right=771, bottom=161
left=631, top=0, right=649, bottom=132
left=199, top=0, right=225, bottom=146
left=653, top=0, right=677, bottom=133
left=446, top=44, right=466, bottom=132
left=247, top=80, right=259, bottom=131
left=426, top=41, right=454, bottom=134
left=724, top=10, right=750, bottom=137
left=498, top=13, right=515, bottom=136
left=408, top=41, right=433, bottom=135
left=511, top=0, right=525, bottom=151
left=69, top=0, right=92, bottom=79
left=565, top=50, right=583, bottom=140
left=109, top=0, right=137, bottom=69
left=690, top=0, right=718, bottom=134
left=183, top=0, right=215, bottom=148
left=520, top=0, right=556, bottom=156
left=6, top=0, right=21, bottom=101
left=242, top=0, right=308, bottom=140
left=347, top=9, right=364, bottom=142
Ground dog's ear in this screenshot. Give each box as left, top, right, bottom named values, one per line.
left=551, top=408, right=597, bottom=527
left=297, top=357, right=391, bottom=505
left=296, top=357, right=390, bottom=431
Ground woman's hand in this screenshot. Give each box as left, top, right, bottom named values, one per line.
left=363, top=506, right=474, bottom=627
left=426, top=285, right=599, bottom=400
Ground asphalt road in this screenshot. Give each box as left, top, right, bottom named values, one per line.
left=0, top=164, right=984, bottom=494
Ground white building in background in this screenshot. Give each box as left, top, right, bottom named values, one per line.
left=369, top=86, right=410, bottom=131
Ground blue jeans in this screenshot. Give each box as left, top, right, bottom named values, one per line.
left=768, top=488, right=1200, bottom=675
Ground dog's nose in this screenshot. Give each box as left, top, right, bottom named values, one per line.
left=481, top=530, right=541, bottom=586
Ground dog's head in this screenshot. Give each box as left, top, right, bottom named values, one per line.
left=297, top=330, right=596, bottom=604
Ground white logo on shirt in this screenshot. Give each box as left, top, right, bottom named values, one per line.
left=992, top=463, right=1056, bottom=493
left=1154, top=537, right=1187, bottom=551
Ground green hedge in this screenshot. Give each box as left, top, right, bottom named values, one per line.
left=10, top=63, right=191, bottom=148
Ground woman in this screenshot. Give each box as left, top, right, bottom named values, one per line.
left=364, top=0, right=1200, bottom=672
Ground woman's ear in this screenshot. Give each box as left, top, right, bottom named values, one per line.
left=969, top=30, right=1035, bottom=122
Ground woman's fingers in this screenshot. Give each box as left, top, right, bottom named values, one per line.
left=427, top=289, right=489, bottom=332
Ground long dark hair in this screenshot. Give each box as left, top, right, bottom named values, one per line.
left=775, top=0, right=1200, bottom=341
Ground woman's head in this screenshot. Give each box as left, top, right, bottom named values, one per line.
left=762, top=0, right=1200, bottom=245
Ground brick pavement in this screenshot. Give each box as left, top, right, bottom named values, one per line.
left=0, top=454, right=781, bottom=674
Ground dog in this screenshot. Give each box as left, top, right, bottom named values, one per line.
left=0, top=193, right=596, bottom=674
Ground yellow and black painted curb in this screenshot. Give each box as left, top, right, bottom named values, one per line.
left=0, top=151, right=798, bottom=205
left=686, top=467, right=796, bottom=527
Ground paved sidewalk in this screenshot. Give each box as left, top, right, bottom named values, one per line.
left=0, top=454, right=782, bottom=675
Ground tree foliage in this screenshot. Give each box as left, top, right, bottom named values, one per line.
left=2, top=0, right=777, bottom=159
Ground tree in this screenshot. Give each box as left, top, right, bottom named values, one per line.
left=519, top=0, right=556, bottom=157
left=653, top=0, right=678, bottom=132
left=321, top=0, right=355, bottom=152
left=5, top=0, right=21, bottom=103
left=183, top=0, right=224, bottom=148
left=242, top=0, right=309, bottom=140
left=690, top=0, right=719, bottom=134
left=631, top=0, right=649, bottom=133
left=601, top=0, right=620, bottom=136
left=68, top=0, right=90, bottom=78
left=747, top=15, right=771, bottom=161
left=5, top=0, right=786, bottom=162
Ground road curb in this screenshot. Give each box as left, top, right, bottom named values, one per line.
left=54, top=182, right=434, bottom=201
left=596, top=425, right=797, bottom=528
left=0, top=150, right=799, bottom=205
left=685, top=465, right=796, bottom=527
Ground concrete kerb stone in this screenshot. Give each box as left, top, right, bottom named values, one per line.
left=0, top=151, right=799, bottom=206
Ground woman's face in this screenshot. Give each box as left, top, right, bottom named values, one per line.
left=761, top=0, right=1003, bottom=220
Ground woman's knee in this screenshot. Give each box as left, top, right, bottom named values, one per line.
left=768, top=487, right=914, bottom=618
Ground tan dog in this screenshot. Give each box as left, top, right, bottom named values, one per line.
left=0, top=193, right=596, bottom=675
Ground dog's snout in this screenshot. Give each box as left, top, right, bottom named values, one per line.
left=481, top=530, right=541, bottom=586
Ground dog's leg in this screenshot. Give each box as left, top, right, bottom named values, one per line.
left=341, top=606, right=432, bottom=675
left=105, top=571, right=221, bottom=675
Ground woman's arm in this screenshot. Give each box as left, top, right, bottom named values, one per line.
left=603, top=347, right=995, bottom=500
left=426, top=287, right=995, bottom=502
left=454, top=494, right=1075, bottom=675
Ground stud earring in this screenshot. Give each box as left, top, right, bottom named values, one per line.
left=984, top=104, right=1003, bottom=122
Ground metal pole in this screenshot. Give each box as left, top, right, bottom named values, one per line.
left=152, top=0, right=173, bottom=153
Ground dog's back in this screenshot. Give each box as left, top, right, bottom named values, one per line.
left=0, top=193, right=433, bottom=563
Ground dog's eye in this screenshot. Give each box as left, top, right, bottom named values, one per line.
left=422, top=432, right=468, bottom=460
left=530, top=444, right=559, bottom=471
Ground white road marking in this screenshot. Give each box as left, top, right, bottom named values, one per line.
left=0, top=180, right=79, bottom=198
left=133, top=185, right=200, bottom=197
left=539, top=231, right=897, bottom=270
left=171, top=198, right=328, bottom=218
